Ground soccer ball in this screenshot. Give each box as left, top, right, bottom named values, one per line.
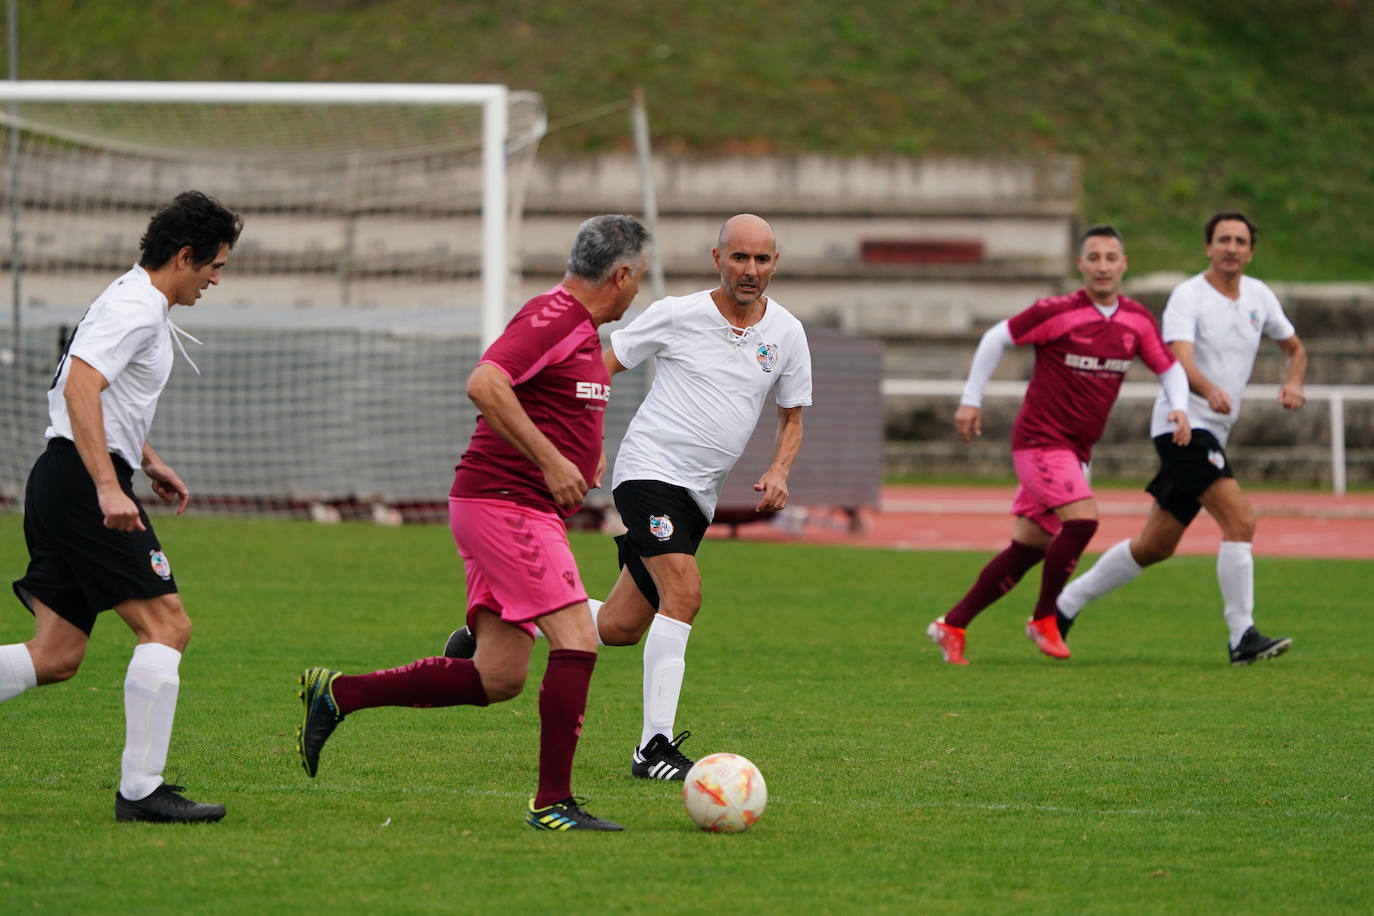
left=682, top=752, right=767, bottom=833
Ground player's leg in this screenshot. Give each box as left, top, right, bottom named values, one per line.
left=594, top=565, right=658, bottom=647
left=300, top=608, right=509, bottom=778
left=627, top=551, right=699, bottom=780
left=1057, top=502, right=1187, bottom=629
left=112, top=592, right=223, bottom=823
left=524, top=601, right=619, bottom=830
left=1, top=598, right=88, bottom=699
left=1200, top=477, right=1289, bottom=664
left=928, top=514, right=1049, bottom=664
left=609, top=480, right=707, bottom=779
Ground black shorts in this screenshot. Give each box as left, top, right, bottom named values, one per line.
left=11, top=437, right=178, bottom=635
left=612, top=480, right=710, bottom=610
left=1144, top=429, right=1235, bottom=527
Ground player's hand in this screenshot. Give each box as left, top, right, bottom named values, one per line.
left=593, top=449, right=606, bottom=489
left=97, top=485, right=146, bottom=532
left=1167, top=410, right=1191, bottom=446
left=1205, top=386, right=1232, bottom=414
left=542, top=455, right=590, bottom=510
left=954, top=405, right=982, bottom=443
left=143, top=460, right=191, bottom=515
left=753, top=470, right=790, bottom=513
left=1277, top=384, right=1306, bottom=410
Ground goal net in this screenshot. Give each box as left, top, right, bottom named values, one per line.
left=0, top=81, right=546, bottom=521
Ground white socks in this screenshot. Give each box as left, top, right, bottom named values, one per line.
left=587, top=598, right=606, bottom=647
left=641, top=613, right=691, bottom=749
left=0, top=643, right=38, bottom=701
left=1056, top=538, right=1142, bottom=618
left=1218, top=541, right=1255, bottom=649
left=120, top=643, right=182, bottom=802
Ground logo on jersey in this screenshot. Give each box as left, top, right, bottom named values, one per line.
left=1064, top=353, right=1131, bottom=373
left=1208, top=450, right=1226, bottom=470
left=649, top=514, right=674, bottom=541
left=756, top=343, right=779, bottom=373
left=149, top=550, right=172, bottom=580
left=1248, top=309, right=1260, bottom=331
left=575, top=381, right=611, bottom=401
left=563, top=569, right=576, bottom=588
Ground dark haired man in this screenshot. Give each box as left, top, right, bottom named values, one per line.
left=3, top=190, right=243, bottom=821
left=927, top=226, right=1191, bottom=665
left=1057, top=212, right=1305, bottom=665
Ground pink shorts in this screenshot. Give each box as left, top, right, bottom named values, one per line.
left=1010, top=447, right=1094, bottom=536
left=448, top=497, right=587, bottom=638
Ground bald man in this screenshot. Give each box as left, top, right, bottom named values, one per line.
left=445, top=214, right=814, bottom=781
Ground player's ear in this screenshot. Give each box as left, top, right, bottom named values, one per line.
left=176, top=245, right=195, bottom=268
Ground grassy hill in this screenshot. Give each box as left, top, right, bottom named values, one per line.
left=11, top=0, right=1372, bottom=279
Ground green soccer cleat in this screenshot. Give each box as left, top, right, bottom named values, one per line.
left=296, top=666, right=344, bottom=777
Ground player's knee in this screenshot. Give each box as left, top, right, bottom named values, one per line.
left=31, top=644, right=85, bottom=684
left=480, top=672, right=525, bottom=703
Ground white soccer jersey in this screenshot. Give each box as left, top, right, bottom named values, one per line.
left=611, top=289, right=813, bottom=520
left=46, top=265, right=176, bottom=470
left=1149, top=272, right=1296, bottom=447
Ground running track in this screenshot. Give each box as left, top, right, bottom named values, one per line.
left=710, top=486, right=1374, bottom=560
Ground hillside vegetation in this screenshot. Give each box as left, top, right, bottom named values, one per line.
left=11, top=0, right=1372, bottom=279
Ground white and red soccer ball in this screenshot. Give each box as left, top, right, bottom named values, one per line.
left=682, top=752, right=767, bottom=833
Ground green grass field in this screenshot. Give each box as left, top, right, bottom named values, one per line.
left=1, top=515, right=1370, bottom=914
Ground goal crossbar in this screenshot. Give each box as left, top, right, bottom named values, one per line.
left=0, top=80, right=517, bottom=346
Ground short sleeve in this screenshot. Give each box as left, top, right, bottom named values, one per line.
left=1160, top=284, right=1199, bottom=345
left=68, top=298, right=159, bottom=386
left=1259, top=286, right=1297, bottom=341
left=610, top=298, right=676, bottom=370
left=774, top=322, right=813, bottom=407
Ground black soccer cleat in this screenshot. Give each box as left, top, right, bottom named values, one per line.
left=1229, top=627, right=1293, bottom=666
left=115, top=783, right=225, bottom=823
left=1056, top=609, right=1075, bottom=641
left=443, top=626, right=476, bottom=660
left=526, top=796, right=624, bottom=831
left=631, top=730, right=694, bottom=781
left=297, top=666, right=345, bottom=777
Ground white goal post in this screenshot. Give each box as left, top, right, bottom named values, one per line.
left=0, top=80, right=548, bottom=519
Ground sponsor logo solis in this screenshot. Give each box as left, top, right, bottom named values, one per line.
left=575, top=381, right=611, bottom=401
left=1064, top=353, right=1131, bottom=373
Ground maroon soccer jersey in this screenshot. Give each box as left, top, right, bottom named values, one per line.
left=1007, top=290, right=1175, bottom=462
left=451, top=286, right=610, bottom=517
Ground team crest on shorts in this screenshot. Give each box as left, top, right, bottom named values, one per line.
left=1208, top=450, right=1226, bottom=470
left=649, top=514, right=674, bottom=541
left=563, top=569, right=576, bottom=588
left=755, top=343, right=778, bottom=372
left=149, top=549, right=172, bottom=580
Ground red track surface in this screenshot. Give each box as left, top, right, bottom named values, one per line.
left=710, top=486, right=1374, bottom=559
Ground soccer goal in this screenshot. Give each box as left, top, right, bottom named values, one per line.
left=0, top=81, right=546, bottom=520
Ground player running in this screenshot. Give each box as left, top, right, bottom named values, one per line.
left=445, top=213, right=813, bottom=781
left=3, top=191, right=242, bottom=821
left=296, top=215, right=650, bottom=831
left=1056, top=211, right=1304, bottom=665
left=927, top=225, right=1191, bottom=665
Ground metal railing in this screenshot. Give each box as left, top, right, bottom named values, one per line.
left=881, top=380, right=1374, bottom=495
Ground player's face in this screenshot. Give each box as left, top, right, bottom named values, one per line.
left=714, top=230, right=778, bottom=309
left=1076, top=235, right=1127, bottom=305
left=1206, top=220, right=1254, bottom=279
left=174, top=243, right=231, bottom=307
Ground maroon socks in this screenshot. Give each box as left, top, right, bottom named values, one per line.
left=534, top=649, right=597, bottom=808
left=1033, top=519, right=1099, bottom=620
left=331, top=656, right=490, bottom=714
left=945, top=540, right=1046, bottom=629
